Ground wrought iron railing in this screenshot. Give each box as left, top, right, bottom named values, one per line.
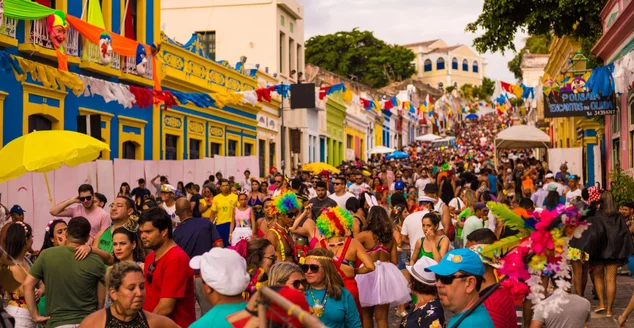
left=122, top=54, right=153, bottom=80
left=81, top=40, right=121, bottom=71
left=27, top=18, right=79, bottom=57
left=0, top=17, right=17, bottom=39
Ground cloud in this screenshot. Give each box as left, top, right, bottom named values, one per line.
left=302, top=0, right=527, bottom=82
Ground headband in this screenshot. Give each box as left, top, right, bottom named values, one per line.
left=365, top=193, right=379, bottom=207
left=305, top=255, right=333, bottom=261
left=14, top=221, right=28, bottom=235
left=46, top=219, right=65, bottom=232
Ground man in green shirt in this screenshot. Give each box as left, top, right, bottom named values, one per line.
left=462, top=203, right=489, bottom=245
left=90, top=196, right=135, bottom=265
left=24, top=216, right=106, bottom=328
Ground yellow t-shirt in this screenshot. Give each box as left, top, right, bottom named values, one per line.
left=200, top=198, right=213, bottom=218
left=211, top=193, right=238, bottom=225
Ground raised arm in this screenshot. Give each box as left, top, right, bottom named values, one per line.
left=49, top=196, right=79, bottom=217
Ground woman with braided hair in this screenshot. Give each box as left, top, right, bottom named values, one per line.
left=315, top=206, right=375, bottom=322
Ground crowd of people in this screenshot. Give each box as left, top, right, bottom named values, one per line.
left=0, top=115, right=633, bottom=328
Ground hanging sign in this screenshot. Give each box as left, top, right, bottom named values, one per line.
left=544, top=91, right=616, bottom=118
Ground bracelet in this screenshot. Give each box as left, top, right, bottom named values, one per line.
left=89, top=245, right=93, bottom=253
left=287, top=305, right=298, bottom=316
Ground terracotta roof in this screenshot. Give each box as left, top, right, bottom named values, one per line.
left=425, top=45, right=463, bottom=54
left=402, top=39, right=440, bottom=48
left=378, top=78, right=443, bottom=99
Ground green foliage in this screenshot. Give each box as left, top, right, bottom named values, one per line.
left=472, top=77, right=496, bottom=101
left=460, top=84, right=475, bottom=101
left=466, top=0, right=607, bottom=54
left=445, top=86, right=456, bottom=93
left=508, top=34, right=552, bottom=81
left=609, top=168, right=634, bottom=207
left=305, top=28, right=416, bottom=88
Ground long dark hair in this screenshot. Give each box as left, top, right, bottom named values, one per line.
left=6, top=222, right=32, bottom=259
left=112, top=226, right=146, bottom=264
left=544, top=190, right=560, bottom=209
left=246, top=238, right=273, bottom=272
left=40, top=219, right=66, bottom=251
left=364, top=206, right=394, bottom=244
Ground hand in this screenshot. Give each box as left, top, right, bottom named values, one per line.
left=304, top=203, right=313, bottom=213
left=72, top=195, right=81, bottom=204
left=32, top=315, right=50, bottom=325
left=424, top=229, right=436, bottom=242
left=34, top=288, right=42, bottom=302
left=74, top=245, right=92, bottom=261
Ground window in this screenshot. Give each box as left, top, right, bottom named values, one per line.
left=124, top=0, right=137, bottom=40
left=612, top=108, right=621, bottom=135
left=165, top=134, right=178, bottom=160
left=279, top=32, right=285, bottom=75
left=424, top=59, right=432, bottom=72
left=189, top=139, right=201, bottom=159
left=462, top=59, right=469, bottom=71
left=244, top=143, right=253, bottom=156
left=452, top=57, right=458, bottom=70
left=630, top=101, right=634, bottom=125
left=281, top=15, right=285, bottom=26
left=290, top=22, right=294, bottom=33
left=198, top=31, right=216, bottom=60
left=228, top=140, right=237, bottom=156
left=210, top=142, right=221, bottom=157
left=436, top=58, right=445, bottom=70
left=297, top=44, right=302, bottom=76
left=347, top=134, right=353, bottom=149
left=259, top=140, right=266, bottom=177
left=473, top=61, right=479, bottom=73
left=613, top=138, right=620, bottom=169
left=269, top=142, right=276, bottom=169
left=122, top=141, right=136, bottom=159
left=28, top=115, right=52, bottom=133
left=289, top=38, right=295, bottom=74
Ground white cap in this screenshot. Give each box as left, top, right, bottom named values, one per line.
left=545, top=173, right=554, bottom=179
left=190, top=248, right=250, bottom=296
left=419, top=196, right=436, bottom=203
left=406, top=257, right=438, bottom=285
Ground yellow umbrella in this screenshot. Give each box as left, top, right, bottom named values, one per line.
left=0, top=130, right=110, bottom=200
left=301, top=162, right=340, bottom=175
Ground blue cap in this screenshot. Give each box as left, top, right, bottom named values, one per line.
left=394, top=180, right=405, bottom=190
left=10, top=205, right=25, bottom=214
left=425, top=248, right=484, bottom=277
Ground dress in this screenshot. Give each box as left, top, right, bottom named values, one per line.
left=355, top=241, right=411, bottom=307
left=571, top=210, right=634, bottom=266
left=231, top=207, right=253, bottom=245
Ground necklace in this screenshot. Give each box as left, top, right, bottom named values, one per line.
left=308, top=288, right=328, bottom=318
left=275, top=222, right=289, bottom=234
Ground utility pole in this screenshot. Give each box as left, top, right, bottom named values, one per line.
left=279, top=82, right=286, bottom=177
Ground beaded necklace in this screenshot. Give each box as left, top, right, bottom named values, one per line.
left=308, top=288, right=328, bottom=318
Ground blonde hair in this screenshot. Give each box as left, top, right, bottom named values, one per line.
left=268, top=262, right=303, bottom=286
left=462, top=189, right=476, bottom=208
left=106, top=261, right=143, bottom=292
left=306, top=248, right=344, bottom=300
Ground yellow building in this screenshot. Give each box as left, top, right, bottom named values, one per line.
left=403, top=39, right=485, bottom=88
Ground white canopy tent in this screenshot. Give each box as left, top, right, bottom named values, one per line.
left=416, top=134, right=443, bottom=142
left=368, top=146, right=396, bottom=154
left=494, top=125, right=551, bottom=167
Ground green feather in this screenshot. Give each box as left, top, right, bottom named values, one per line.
left=480, top=231, right=530, bottom=258
left=487, top=202, right=525, bottom=231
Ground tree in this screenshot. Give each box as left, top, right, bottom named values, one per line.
left=305, top=29, right=416, bottom=88
left=609, top=168, right=634, bottom=207
left=466, top=0, right=606, bottom=69
left=460, top=84, right=474, bottom=101
left=508, top=34, right=552, bottom=81
left=472, top=77, right=496, bottom=101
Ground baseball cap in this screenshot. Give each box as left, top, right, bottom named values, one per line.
left=473, top=202, right=488, bottom=211
left=425, top=248, right=485, bottom=277
left=190, top=248, right=250, bottom=296
left=547, top=183, right=558, bottom=192
left=394, top=180, right=405, bottom=190
left=407, top=257, right=438, bottom=285
left=160, top=184, right=177, bottom=193
left=545, top=173, right=554, bottom=179
left=419, top=196, right=436, bottom=204
left=10, top=205, right=25, bottom=214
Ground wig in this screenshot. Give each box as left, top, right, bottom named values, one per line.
left=270, top=191, right=301, bottom=216
left=316, top=206, right=354, bottom=239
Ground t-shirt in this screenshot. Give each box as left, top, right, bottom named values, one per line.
left=161, top=202, right=180, bottom=224
left=211, top=193, right=239, bottom=225
left=190, top=302, right=247, bottom=328
left=174, top=217, right=222, bottom=259
left=131, top=187, right=151, bottom=208
left=200, top=198, right=213, bottom=218
left=29, top=246, right=105, bottom=328
left=308, top=197, right=338, bottom=220
left=97, top=226, right=113, bottom=254
left=481, top=285, right=518, bottom=328
left=348, top=183, right=370, bottom=198
left=66, top=205, right=110, bottom=238
left=415, top=178, right=431, bottom=199
left=190, top=194, right=203, bottom=218
left=447, top=304, right=494, bottom=328
left=448, top=197, right=465, bottom=212
left=400, top=210, right=444, bottom=255
left=565, top=188, right=583, bottom=205
left=305, top=288, right=361, bottom=328
left=143, top=246, right=196, bottom=328
left=329, top=192, right=355, bottom=209
left=532, top=293, right=590, bottom=327
left=487, top=174, right=498, bottom=194
left=463, top=216, right=486, bottom=245
left=400, top=298, right=444, bottom=328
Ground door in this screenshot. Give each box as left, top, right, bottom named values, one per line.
left=320, top=137, right=325, bottom=162
left=259, top=139, right=266, bottom=177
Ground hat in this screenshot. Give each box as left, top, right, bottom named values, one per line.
left=376, top=185, right=388, bottom=193
left=160, top=184, right=177, bottom=193
left=468, top=244, right=501, bottom=269
left=320, top=170, right=331, bottom=177
left=419, top=196, right=436, bottom=204
left=407, top=257, right=438, bottom=285
left=423, top=183, right=439, bottom=194
left=190, top=248, right=250, bottom=296
left=269, top=166, right=277, bottom=174
left=588, top=186, right=602, bottom=203
left=394, top=181, right=405, bottom=190
left=545, top=173, right=554, bottom=179
left=473, top=202, right=488, bottom=211
left=9, top=205, right=25, bottom=215
left=425, top=248, right=485, bottom=277
left=547, top=183, right=558, bottom=192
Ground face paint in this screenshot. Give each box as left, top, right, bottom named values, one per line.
left=46, top=10, right=68, bottom=53
left=99, top=32, right=113, bottom=65
left=135, top=43, right=147, bottom=75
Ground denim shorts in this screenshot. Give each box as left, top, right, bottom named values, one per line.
left=397, top=250, right=411, bottom=270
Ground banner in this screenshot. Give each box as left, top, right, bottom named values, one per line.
left=544, top=91, right=616, bottom=118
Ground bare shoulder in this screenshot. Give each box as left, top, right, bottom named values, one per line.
left=78, top=309, right=106, bottom=327
left=145, top=310, right=180, bottom=327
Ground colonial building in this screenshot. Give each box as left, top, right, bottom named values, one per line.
left=403, top=39, right=485, bottom=89
left=521, top=52, right=550, bottom=126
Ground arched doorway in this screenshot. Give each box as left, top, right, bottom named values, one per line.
left=28, top=114, right=52, bottom=133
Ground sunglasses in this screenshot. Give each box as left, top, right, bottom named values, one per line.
left=79, top=196, right=92, bottom=202
left=436, top=274, right=472, bottom=285
left=146, top=261, right=156, bottom=284
left=290, top=279, right=308, bottom=290
left=275, top=180, right=282, bottom=184
left=301, top=264, right=321, bottom=273
left=333, top=182, right=343, bottom=186
left=265, top=254, right=278, bottom=262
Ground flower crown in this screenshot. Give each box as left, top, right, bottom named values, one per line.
left=45, top=219, right=65, bottom=233
left=14, top=221, right=28, bottom=235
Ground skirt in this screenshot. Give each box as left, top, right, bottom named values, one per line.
left=355, top=261, right=411, bottom=307
left=231, top=226, right=253, bottom=245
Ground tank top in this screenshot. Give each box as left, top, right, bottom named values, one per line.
left=6, top=257, right=33, bottom=309
left=98, top=226, right=114, bottom=254
left=105, top=306, right=150, bottom=328
left=248, top=195, right=264, bottom=220
left=418, top=236, right=446, bottom=260
left=234, top=207, right=252, bottom=228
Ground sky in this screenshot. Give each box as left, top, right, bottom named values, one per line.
left=302, top=0, right=528, bottom=83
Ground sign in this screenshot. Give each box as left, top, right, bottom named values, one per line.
left=544, top=91, right=616, bottom=118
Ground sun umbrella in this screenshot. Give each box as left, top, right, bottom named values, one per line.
left=368, top=146, right=395, bottom=154
left=416, top=134, right=442, bottom=142
left=386, top=151, right=410, bottom=160
left=301, top=163, right=340, bottom=175
left=0, top=130, right=110, bottom=200
left=465, top=113, right=479, bottom=120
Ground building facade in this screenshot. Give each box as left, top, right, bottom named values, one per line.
left=403, top=39, right=485, bottom=89
left=521, top=52, right=550, bottom=125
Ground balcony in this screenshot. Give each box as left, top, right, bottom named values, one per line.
left=119, top=54, right=154, bottom=86
left=79, top=40, right=122, bottom=77
left=18, top=18, right=80, bottom=64
left=0, top=16, right=18, bottom=47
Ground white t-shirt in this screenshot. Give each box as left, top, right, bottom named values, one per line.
left=401, top=209, right=444, bottom=255
left=448, top=197, right=465, bottom=211
left=463, top=216, right=486, bottom=245
left=348, top=183, right=370, bottom=198
left=329, top=192, right=355, bottom=209
left=161, top=202, right=180, bottom=224
left=565, top=188, right=583, bottom=205
left=415, top=178, right=431, bottom=200
left=434, top=199, right=446, bottom=216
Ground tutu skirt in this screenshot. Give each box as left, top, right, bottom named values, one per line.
left=231, top=227, right=253, bottom=245
left=355, top=261, right=411, bottom=307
